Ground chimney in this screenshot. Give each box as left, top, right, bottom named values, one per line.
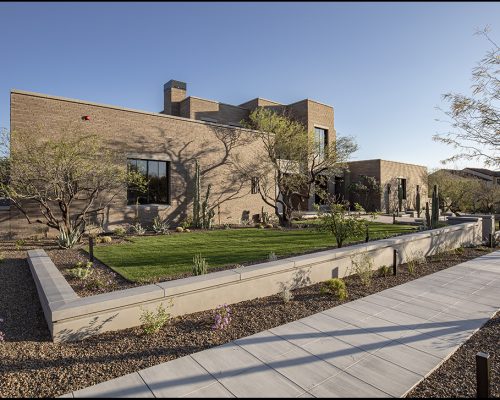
left=163, top=80, right=187, bottom=116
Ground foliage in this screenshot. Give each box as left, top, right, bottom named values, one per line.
left=316, top=199, right=366, bottom=248
left=350, top=253, right=374, bottom=287
left=175, top=226, right=184, bottom=233
left=101, top=236, right=112, bottom=243
left=320, top=278, right=348, bottom=300
left=280, top=286, right=294, bottom=303
left=433, top=27, right=499, bottom=168
left=130, top=222, right=146, bottom=235
left=139, top=301, right=172, bottom=335
left=180, top=216, right=193, bottom=229
left=405, top=248, right=426, bottom=275
left=58, top=229, right=81, bottom=249
left=0, top=124, right=147, bottom=248
left=378, top=265, right=391, bottom=277
left=268, top=251, right=278, bottom=261
left=113, top=227, right=126, bottom=237
left=14, top=239, right=26, bottom=250
left=152, top=216, right=169, bottom=234
left=68, top=261, right=93, bottom=280
left=349, top=175, right=381, bottom=212
left=241, top=108, right=357, bottom=227
left=212, top=304, right=232, bottom=330
left=192, top=253, right=208, bottom=275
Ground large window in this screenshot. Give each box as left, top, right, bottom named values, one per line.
left=127, top=158, right=170, bottom=205
left=314, top=127, right=328, bottom=159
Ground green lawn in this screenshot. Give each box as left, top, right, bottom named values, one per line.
left=94, top=222, right=417, bottom=283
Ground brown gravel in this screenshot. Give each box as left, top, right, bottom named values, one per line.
left=408, top=311, right=499, bottom=398
left=0, top=240, right=497, bottom=398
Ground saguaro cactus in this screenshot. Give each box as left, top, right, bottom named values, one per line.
left=193, top=160, right=201, bottom=228
left=431, top=184, right=439, bottom=228
left=416, top=185, right=421, bottom=218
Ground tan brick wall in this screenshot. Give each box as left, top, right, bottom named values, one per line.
left=9, top=91, right=275, bottom=236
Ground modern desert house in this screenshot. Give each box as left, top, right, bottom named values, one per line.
left=3, top=79, right=427, bottom=237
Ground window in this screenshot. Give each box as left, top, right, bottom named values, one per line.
left=398, top=178, right=407, bottom=200
left=127, top=158, right=170, bottom=205
left=314, top=127, right=328, bottom=159
left=251, top=177, right=259, bottom=194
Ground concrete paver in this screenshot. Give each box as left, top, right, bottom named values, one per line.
left=62, top=250, right=499, bottom=398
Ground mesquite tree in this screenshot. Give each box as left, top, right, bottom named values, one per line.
left=433, top=28, right=499, bottom=168
left=242, top=108, right=358, bottom=227
left=0, top=124, right=145, bottom=247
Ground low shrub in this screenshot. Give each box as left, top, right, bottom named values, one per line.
left=280, top=286, right=294, bottom=303
left=268, top=251, right=278, bottom=261
left=15, top=239, right=26, bottom=250
left=378, top=265, right=391, bottom=277
left=130, top=222, right=146, bottom=235
left=212, top=304, right=232, bottom=330
left=175, top=227, right=184, bottom=233
left=68, top=261, right=93, bottom=280
left=101, top=236, right=112, bottom=244
left=320, top=278, right=348, bottom=300
left=152, top=216, right=170, bottom=234
left=185, top=228, right=191, bottom=233
left=454, top=247, right=465, bottom=255
left=113, top=227, right=126, bottom=237
left=350, top=253, right=374, bottom=287
left=265, top=223, right=274, bottom=229
left=192, top=253, right=208, bottom=275
left=180, top=216, right=193, bottom=229
left=140, top=301, right=173, bottom=335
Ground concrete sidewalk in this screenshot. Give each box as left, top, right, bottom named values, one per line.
left=62, top=251, right=500, bottom=398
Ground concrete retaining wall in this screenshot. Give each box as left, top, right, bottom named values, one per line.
left=28, top=219, right=483, bottom=342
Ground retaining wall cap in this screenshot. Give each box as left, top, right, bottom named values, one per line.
left=52, top=284, right=164, bottom=321
left=237, top=259, right=296, bottom=279
left=27, top=249, right=49, bottom=258
left=157, top=269, right=241, bottom=297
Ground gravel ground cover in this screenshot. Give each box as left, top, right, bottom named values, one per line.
left=0, top=240, right=497, bottom=398
left=408, top=311, right=499, bottom=398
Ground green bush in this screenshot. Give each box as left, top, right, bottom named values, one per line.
left=192, top=253, right=208, bottom=275
left=350, top=253, right=374, bottom=287
left=378, top=265, right=391, bottom=277
left=113, top=227, right=126, bottom=237
left=320, top=278, right=348, bottom=300
left=139, top=302, right=172, bottom=335
left=101, top=236, right=112, bottom=244
left=68, top=261, right=93, bottom=280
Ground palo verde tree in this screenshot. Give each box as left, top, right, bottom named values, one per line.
left=0, top=124, right=146, bottom=248
left=242, top=108, right=357, bottom=227
left=434, top=27, right=499, bottom=168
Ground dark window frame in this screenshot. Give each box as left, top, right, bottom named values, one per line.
left=127, top=158, right=171, bottom=205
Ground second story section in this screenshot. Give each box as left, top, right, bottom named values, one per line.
left=161, top=79, right=336, bottom=146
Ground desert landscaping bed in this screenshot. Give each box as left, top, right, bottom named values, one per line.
left=49, top=223, right=416, bottom=297
left=408, top=311, right=499, bottom=398
left=0, top=241, right=497, bottom=398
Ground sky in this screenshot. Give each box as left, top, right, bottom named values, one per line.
left=0, top=1, right=498, bottom=171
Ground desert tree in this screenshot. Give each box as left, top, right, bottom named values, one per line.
left=241, top=108, right=357, bottom=227
left=434, top=27, right=499, bottom=168
left=0, top=124, right=146, bottom=248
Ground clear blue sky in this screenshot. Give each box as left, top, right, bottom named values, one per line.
left=0, top=2, right=498, bottom=170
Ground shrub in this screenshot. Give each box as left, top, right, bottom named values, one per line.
left=101, top=236, right=112, bottom=244
left=265, top=223, right=274, bottom=229
left=68, top=261, right=93, bottom=280
left=180, top=216, right=193, bottom=229
left=152, top=216, right=169, bottom=234
left=316, top=202, right=365, bottom=248
left=280, top=286, right=294, bottom=303
left=350, top=253, right=374, bottom=287
left=212, top=304, right=232, bottom=330
left=57, top=230, right=80, bottom=249
left=268, top=251, right=278, bottom=261
left=140, top=301, right=173, bottom=335
left=320, top=278, right=348, bottom=300
left=84, top=276, right=112, bottom=291
left=192, top=253, right=208, bottom=276
left=113, top=227, right=126, bottom=237
left=405, top=249, right=426, bottom=275
left=378, top=265, right=391, bottom=277
left=454, top=247, right=465, bottom=255
left=185, top=228, right=191, bottom=233
left=130, top=222, right=146, bottom=235
left=15, top=239, right=26, bottom=250
left=175, top=227, right=184, bottom=233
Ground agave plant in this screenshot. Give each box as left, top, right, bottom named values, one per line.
left=57, top=228, right=81, bottom=249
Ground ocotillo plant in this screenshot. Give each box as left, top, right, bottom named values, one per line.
left=425, top=201, right=431, bottom=228
left=416, top=185, right=421, bottom=218
left=431, top=184, right=439, bottom=228
left=193, top=160, right=201, bottom=228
